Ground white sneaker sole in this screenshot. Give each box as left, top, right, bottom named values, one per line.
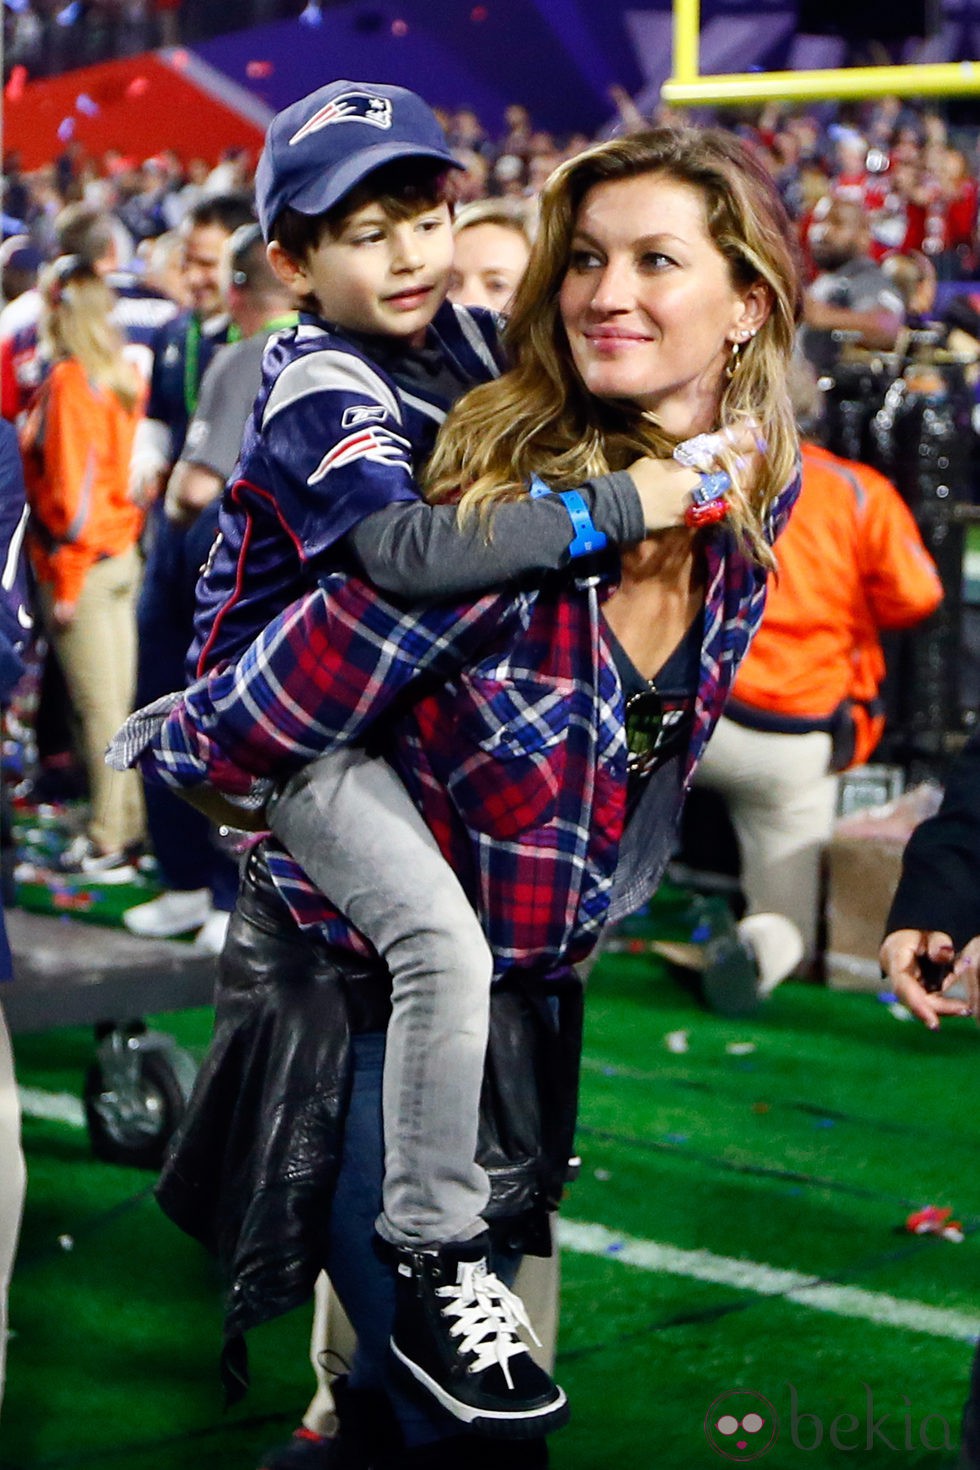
left=389, top=1339, right=570, bottom=1439
left=122, top=892, right=214, bottom=937
left=55, top=863, right=137, bottom=886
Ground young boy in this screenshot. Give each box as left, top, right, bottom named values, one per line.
left=183, top=78, right=673, bottom=1436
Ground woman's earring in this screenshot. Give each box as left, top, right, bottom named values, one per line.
left=725, top=340, right=741, bottom=380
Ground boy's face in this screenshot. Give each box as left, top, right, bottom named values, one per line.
left=291, top=198, right=454, bottom=344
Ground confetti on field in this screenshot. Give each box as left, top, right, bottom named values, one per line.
left=906, top=1206, right=964, bottom=1243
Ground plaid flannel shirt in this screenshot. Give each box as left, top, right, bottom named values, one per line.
left=133, top=470, right=800, bottom=971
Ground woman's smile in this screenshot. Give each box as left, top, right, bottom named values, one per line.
left=583, top=325, right=654, bottom=350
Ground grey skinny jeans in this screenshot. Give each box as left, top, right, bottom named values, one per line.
left=266, top=746, right=492, bottom=1248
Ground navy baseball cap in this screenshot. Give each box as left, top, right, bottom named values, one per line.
left=255, top=79, right=461, bottom=239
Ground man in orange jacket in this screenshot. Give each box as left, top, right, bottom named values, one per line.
left=695, top=366, right=943, bottom=971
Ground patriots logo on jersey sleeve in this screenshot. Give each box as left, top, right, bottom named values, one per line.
left=289, top=92, right=393, bottom=145
left=308, top=425, right=411, bottom=484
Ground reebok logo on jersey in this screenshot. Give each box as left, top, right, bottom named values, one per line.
left=308, top=426, right=410, bottom=483
left=289, top=92, right=393, bottom=145
left=341, top=404, right=389, bottom=429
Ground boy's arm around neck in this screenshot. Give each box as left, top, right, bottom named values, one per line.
left=346, top=471, right=645, bottom=599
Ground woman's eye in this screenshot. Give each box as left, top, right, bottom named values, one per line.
left=640, top=251, right=674, bottom=270
left=569, top=249, right=601, bottom=271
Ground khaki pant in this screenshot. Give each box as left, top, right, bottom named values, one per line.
left=0, top=998, right=25, bottom=1417
left=39, top=545, right=145, bottom=855
left=694, top=715, right=837, bottom=961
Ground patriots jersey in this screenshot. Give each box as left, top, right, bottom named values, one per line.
left=189, top=300, right=503, bottom=676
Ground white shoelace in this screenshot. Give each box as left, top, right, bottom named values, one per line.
left=437, top=1259, right=541, bottom=1391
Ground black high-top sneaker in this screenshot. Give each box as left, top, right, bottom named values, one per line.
left=388, top=1235, right=569, bottom=1439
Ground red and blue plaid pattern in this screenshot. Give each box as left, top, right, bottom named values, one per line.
left=138, top=469, right=800, bottom=970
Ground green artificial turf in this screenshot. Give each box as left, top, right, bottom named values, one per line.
left=3, top=946, right=978, bottom=1469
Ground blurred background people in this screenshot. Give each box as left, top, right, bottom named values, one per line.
left=20, top=257, right=147, bottom=877
left=799, top=196, right=907, bottom=373
left=123, top=194, right=258, bottom=947
left=690, top=360, right=943, bottom=973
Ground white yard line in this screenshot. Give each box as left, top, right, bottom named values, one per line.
left=18, top=1086, right=86, bottom=1128
left=18, top=1082, right=978, bottom=1344
left=559, top=1219, right=980, bottom=1342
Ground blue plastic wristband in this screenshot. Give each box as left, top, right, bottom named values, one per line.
left=528, top=475, right=608, bottom=558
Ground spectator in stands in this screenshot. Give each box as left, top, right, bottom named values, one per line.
left=123, top=193, right=255, bottom=943
left=2, top=155, right=32, bottom=232
left=500, top=102, right=533, bottom=158
left=694, top=359, right=943, bottom=971
left=526, top=148, right=563, bottom=203
left=0, top=238, right=43, bottom=311
left=161, top=157, right=212, bottom=231
left=932, top=146, right=978, bottom=278
left=451, top=149, right=491, bottom=205
left=447, top=106, right=492, bottom=159
left=204, top=147, right=253, bottom=199
left=0, top=417, right=30, bottom=1421
left=20, top=257, right=147, bottom=877
left=799, top=196, right=906, bottom=374
left=490, top=152, right=526, bottom=199
left=116, top=157, right=172, bottom=244
left=880, top=247, right=939, bottom=328
left=448, top=200, right=532, bottom=313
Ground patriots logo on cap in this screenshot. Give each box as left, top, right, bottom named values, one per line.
left=289, top=91, right=393, bottom=145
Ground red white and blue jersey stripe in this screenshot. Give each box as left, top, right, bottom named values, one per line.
left=189, top=300, right=503, bottom=677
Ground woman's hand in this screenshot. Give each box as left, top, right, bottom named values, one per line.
left=878, top=927, right=972, bottom=1029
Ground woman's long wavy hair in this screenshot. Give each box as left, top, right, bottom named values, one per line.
left=39, top=257, right=141, bottom=412
left=426, top=127, right=804, bottom=562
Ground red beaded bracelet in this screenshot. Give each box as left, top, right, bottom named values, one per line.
left=683, top=498, right=729, bottom=529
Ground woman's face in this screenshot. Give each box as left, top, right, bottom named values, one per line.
left=448, top=222, right=531, bottom=312
left=558, top=172, right=766, bottom=437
